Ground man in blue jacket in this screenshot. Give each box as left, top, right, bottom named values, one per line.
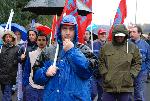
left=130, top=25, right=150, bottom=101
left=92, top=28, right=107, bottom=101
left=33, top=15, right=98, bottom=101
left=93, top=28, right=107, bottom=57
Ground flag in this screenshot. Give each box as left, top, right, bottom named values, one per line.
left=77, top=14, right=92, bottom=43
left=51, top=15, right=57, bottom=41
left=77, top=0, right=92, bottom=43
left=77, top=13, right=92, bottom=43
left=108, top=0, right=127, bottom=41
left=65, top=0, right=78, bottom=16
left=58, top=0, right=77, bottom=24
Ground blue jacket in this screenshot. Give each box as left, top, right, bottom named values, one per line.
left=130, top=39, right=150, bottom=72
left=93, top=40, right=106, bottom=57
left=33, top=15, right=94, bottom=101
left=34, top=47, right=91, bottom=101
left=22, top=56, right=31, bottom=86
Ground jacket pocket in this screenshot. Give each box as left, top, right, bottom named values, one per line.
left=44, top=88, right=55, bottom=97
left=122, top=72, right=133, bottom=87
left=69, top=91, right=88, bottom=101
left=105, top=51, right=114, bottom=56
left=139, top=49, right=146, bottom=62
left=104, top=51, right=114, bottom=67
left=126, top=53, right=133, bottom=63
left=103, top=73, right=113, bottom=88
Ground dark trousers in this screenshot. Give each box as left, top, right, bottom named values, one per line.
left=24, top=84, right=43, bottom=101
left=90, top=77, right=103, bottom=101
left=97, top=82, right=103, bottom=101
left=102, top=92, right=132, bottom=101
left=90, top=77, right=98, bottom=100
left=1, top=84, right=13, bottom=101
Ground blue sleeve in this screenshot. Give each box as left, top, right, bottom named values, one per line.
left=93, top=41, right=101, bottom=57
left=33, top=61, right=51, bottom=86
left=66, top=47, right=92, bottom=79
left=146, top=45, right=150, bottom=71
left=22, top=56, right=31, bottom=86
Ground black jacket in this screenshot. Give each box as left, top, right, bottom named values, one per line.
left=0, top=44, right=19, bottom=84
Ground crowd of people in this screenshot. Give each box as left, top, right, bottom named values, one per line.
left=0, top=15, right=150, bottom=101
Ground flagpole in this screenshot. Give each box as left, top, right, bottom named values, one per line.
left=90, top=21, right=93, bottom=52
left=52, top=36, right=59, bottom=67
left=8, top=9, right=14, bottom=31
left=5, top=9, right=14, bottom=31
left=52, top=0, right=68, bottom=67
left=135, top=0, right=137, bottom=24
left=17, top=63, right=23, bottom=101
left=53, top=43, right=59, bottom=67
left=110, top=19, right=112, bottom=26
left=49, top=32, right=52, bottom=45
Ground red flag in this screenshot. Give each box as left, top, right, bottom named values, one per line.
left=58, top=0, right=77, bottom=24
left=51, top=15, right=57, bottom=41
left=66, top=0, right=78, bottom=16
left=77, top=0, right=92, bottom=43
left=80, top=0, right=92, bottom=9
left=77, top=13, right=92, bottom=43
left=108, top=0, right=127, bottom=41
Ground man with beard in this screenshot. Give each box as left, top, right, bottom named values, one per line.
left=0, top=30, right=19, bottom=101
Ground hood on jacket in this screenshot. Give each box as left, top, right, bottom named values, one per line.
left=112, top=24, right=129, bottom=45
left=2, top=30, right=16, bottom=43
left=56, top=15, right=78, bottom=45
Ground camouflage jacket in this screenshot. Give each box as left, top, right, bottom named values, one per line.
left=99, top=42, right=141, bottom=92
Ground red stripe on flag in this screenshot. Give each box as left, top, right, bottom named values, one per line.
left=51, top=15, right=57, bottom=41
left=78, top=0, right=92, bottom=43
left=108, top=0, right=127, bottom=41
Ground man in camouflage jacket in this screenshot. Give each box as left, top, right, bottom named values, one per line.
left=99, top=24, right=141, bottom=101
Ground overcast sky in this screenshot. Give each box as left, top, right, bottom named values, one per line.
left=92, top=0, right=150, bottom=25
